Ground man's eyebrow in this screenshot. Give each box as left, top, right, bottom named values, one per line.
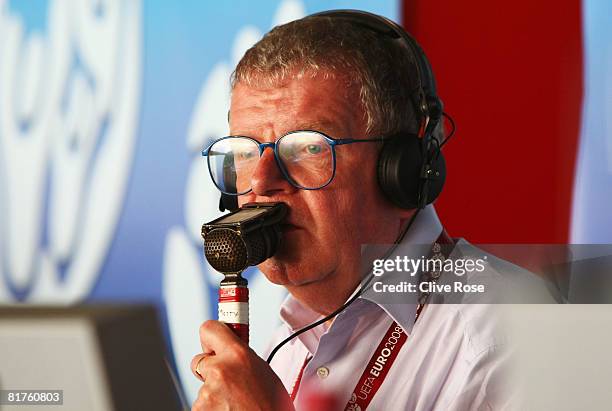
left=230, top=120, right=340, bottom=138
left=291, top=120, right=338, bottom=132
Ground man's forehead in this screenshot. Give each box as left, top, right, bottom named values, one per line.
left=229, top=76, right=363, bottom=137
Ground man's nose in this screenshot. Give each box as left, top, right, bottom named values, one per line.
left=250, top=147, right=294, bottom=196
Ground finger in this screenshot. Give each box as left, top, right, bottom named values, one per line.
left=199, top=320, right=242, bottom=354
left=190, top=353, right=210, bottom=382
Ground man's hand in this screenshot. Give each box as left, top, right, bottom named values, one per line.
left=190, top=320, right=295, bottom=411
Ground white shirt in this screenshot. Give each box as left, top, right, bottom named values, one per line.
left=264, top=206, right=513, bottom=410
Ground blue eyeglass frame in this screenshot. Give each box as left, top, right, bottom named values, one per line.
left=201, top=130, right=387, bottom=195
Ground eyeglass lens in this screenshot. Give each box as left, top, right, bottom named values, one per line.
left=207, top=131, right=334, bottom=194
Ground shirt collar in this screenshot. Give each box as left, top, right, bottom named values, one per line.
left=278, top=291, right=327, bottom=354
left=279, top=205, right=443, bottom=338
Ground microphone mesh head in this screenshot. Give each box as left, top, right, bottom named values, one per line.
left=204, top=229, right=248, bottom=273
left=203, top=228, right=269, bottom=273
left=247, top=230, right=267, bottom=264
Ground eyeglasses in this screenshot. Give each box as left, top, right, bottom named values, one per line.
left=201, top=130, right=386, bottom=195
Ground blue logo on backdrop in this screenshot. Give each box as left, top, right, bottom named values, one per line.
left=0, top=0, right=398, bottom=401
left=0, top=0, right=142, bottom=302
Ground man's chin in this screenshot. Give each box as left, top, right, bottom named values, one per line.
left=257, top=260, right=296, bottom=286
left=257, top=259, right=319, bottom=287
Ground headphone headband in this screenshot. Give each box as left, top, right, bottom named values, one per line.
left=309, top=9, right=442, bottom=128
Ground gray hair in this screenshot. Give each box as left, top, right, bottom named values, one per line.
left=231, top=15, right=425, bottom=136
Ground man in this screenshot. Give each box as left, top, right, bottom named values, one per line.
left=191, top=12, right=512, bottom=411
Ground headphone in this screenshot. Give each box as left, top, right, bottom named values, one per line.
left=220, top=9, right=446, bottom=212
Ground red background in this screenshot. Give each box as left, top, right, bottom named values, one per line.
left=402, top=0, right=583, bottom=243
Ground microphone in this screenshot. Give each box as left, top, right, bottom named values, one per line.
left=201, top=202, right=287, bottom=344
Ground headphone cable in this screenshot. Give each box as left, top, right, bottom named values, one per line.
left=439, top=112, right=456, bottom=148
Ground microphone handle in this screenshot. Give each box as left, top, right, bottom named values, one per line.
left=218, top=284, right=249, bottom=344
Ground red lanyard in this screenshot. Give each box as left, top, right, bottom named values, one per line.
left=344, top=320, right=407, bottom=410
left=291, top=230, right=453, bottom=409
left=290, top=356, right=311, bottom=401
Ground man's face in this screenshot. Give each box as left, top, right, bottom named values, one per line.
left=230, top=73, right=404, bottom=292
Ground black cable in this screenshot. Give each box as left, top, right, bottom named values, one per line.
left=439, top=112, right=456, bottom=148
left=266, top=208, right=422, bottom=363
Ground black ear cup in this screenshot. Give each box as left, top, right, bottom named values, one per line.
left=377, top=135, right=446, bottom=209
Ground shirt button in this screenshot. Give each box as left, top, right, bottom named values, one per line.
left=316, top=366, right=330, bottom=379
